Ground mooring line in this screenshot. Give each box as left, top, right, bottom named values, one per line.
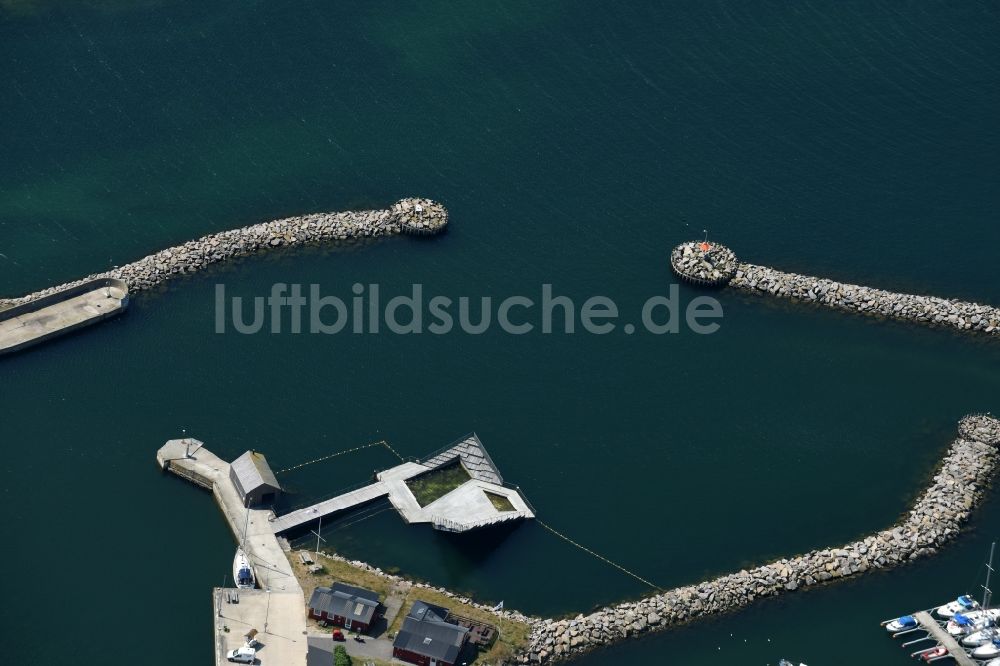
left=380, top=440, right=405, bottom=462
left=537, top=519, right=663, bottom=592
left=276, top=440, right=397, bottom=474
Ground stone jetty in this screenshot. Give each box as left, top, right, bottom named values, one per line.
left=669, top=241, right=739, bottom=286
left=520, top=414, right=1000, bottom=663
left=730, top=263, right=999, bottom=335
left=670, top=241, right=1000, bottom=335
left=0, top=197, right=447, bottom=309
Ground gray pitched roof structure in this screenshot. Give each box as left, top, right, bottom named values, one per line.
left=393, top=600, right=470, bottom=664
left=418, top=433, right=503, bottom=484
left=230, top=450, right=281, bottom=496
left=308, top=583, right=380, bottom=625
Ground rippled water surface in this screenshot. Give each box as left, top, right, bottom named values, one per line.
left=1, top=2, right=998, bottom=664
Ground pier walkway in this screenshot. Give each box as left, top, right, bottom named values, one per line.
left=269, top=481, right=391, bottom=534
left=914, top=611, right=976, bottom=666
left=157, top=438, right=307, bottom=665
left=0, top=278, right=128, bottom=355
left=157, top=438, right=301, bottom=594
left=269, top=436, right=534, bottom=535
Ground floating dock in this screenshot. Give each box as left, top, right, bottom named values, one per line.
left=0, top=278, right=128, bottom=355
left=912, top=611, right=976, bottom=666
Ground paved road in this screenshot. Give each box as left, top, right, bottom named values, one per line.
left=307, top=634, right=393, bottom=666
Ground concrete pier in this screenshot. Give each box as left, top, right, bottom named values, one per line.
left=270, top=434, right=534, bottom=534
left=213, top=588, right=307, bottom=666
left=158, top=433, right=531, bottom=663
left=269, top=481, right=391, bottom=534
left=157, top=439, right=307, bottom=665
left=0, top=278, right=128, bottom=355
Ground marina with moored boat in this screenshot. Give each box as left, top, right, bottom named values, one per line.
left=882, top=543, right=997, bottom=665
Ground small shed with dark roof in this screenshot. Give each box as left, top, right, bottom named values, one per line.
left=392, top=600, right=470, bottom=666
left=229, top=450, right=282, bottom=507
left=308, top=583, right=382, bottom=634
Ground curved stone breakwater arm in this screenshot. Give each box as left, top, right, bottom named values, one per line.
left=0, top=197, right=447, bottom=308
left=522, top=415, right=1000, bottom=664
left=730, top=263, right=1000, bottom=335
left=670, top=241, right=999, bottom=335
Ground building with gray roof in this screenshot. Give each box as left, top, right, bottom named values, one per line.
left=307, top=582, right=381, bottom=633
left=229, top=450, right=281, bottom=507
left=392, top=600, right=470, bottom=666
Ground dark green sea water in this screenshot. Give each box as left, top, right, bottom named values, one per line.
left=2, top=2, right=999, bottom=664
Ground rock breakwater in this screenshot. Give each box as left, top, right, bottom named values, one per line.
left=521, top=414, right=1000, bottom=663
left=0, top=197, right=447, bottom=309
left=669, top=241, right=739, bottom=286
left=729, top=263, right=999, bottom=335
left=307, top=547, right=537, bottom=627
left=669, top=241, right=999, bottom=336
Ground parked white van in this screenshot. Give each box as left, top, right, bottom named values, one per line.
left=226, top=646, right=256, bottom=663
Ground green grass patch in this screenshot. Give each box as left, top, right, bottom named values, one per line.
left=290, top=549, right=531, bottom=666
left=484, top=491, right=516, bottom=512
left=334, top=644, right=352, bottom=666
left=405, top=461, right=470, bottom=507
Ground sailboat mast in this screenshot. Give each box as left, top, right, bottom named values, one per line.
left=983, top=541, right=995, bottom=609
left=241, top=505, right=251, bottom=551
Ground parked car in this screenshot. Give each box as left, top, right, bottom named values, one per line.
left=227, top=646, right=256, bottom=663
left=332, top=629, right=345, bottom=641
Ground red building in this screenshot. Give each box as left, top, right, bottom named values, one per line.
left=392, top=601, right=470, bottom=666
left=307, top=583, right=381, bottom=634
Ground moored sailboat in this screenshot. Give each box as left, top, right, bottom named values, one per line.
left=233, top=547, right=255, bottom=589
left=972, top=638, right=1000, bottom=660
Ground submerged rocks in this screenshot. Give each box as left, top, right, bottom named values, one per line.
left=729, top=263, right=1000, bottom=336
left=523, top=415, right=1000, bottom=663
left=0, top=197, right=448, bottom=308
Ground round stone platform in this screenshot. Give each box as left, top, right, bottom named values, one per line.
left=393, top=197, right=448, bottom=235
left=670, top=241, right=738, bottom=286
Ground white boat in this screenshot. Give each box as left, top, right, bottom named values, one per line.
left=936, top=594, right=979, bottom=618
left=972, top=638, right=1000, bottom=659
left=886, top=615, right=919, bottom=632
left=947, top=609, right=1000, bottom=636
left=961, top=626, right=998, bottom=647
left=985, top=659, right=1000, bottom=666
left=233, top=548, right=255, bottom=589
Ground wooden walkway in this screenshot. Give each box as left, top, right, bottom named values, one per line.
left=914, top=611, right=976, bottom=666
left=268, top=481, right=390, bottom=534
